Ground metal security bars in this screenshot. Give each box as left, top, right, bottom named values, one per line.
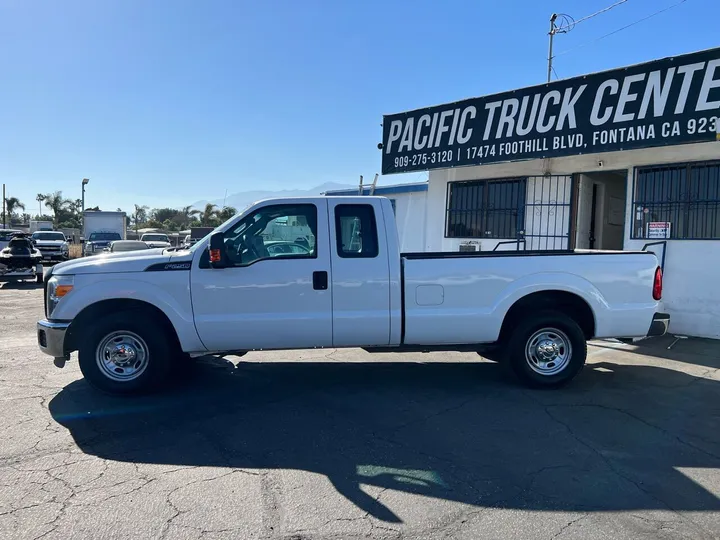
left=445, top=178, right=526, bottom=239
left=524, top=175, right=574, bottom=250
left=632, top=161, right=720, bottom=240
left=445, top=175, right=574, bottom=250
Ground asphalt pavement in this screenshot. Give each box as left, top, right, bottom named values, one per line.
left=1, top=283, right=719, bottom=539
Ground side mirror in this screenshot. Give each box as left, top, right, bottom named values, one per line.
left=208, top=232, right=226, bottom=268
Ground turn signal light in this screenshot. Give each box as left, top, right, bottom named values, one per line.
left=652, top=266, right=663, bottom=301
left=209, top=249, right=222, bottom=263
left=55, top=284, right=73, bottom=298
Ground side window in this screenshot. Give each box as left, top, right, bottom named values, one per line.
left=335, top=204, right=379, bottom=258
left=223, top=204, right=317, bottom=266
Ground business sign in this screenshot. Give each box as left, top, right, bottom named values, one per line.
left=381, top=47, right=720, bottom=175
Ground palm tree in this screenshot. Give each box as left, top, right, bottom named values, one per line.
left=4, top=197, right=25, bottom=218
left=44, top=191, right=69, bottom=226
left=198, top=203, right=218, bottom=226
left=177, top=205, right=196, bottom=228
left=133, top=204, right=149, bottom=232
left=217, top=206, right=237, bottom=222
left=36, top=194, right=46, bottom=216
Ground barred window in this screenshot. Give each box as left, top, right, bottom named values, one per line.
left=446, top=179, right=526, bottom=238
left=632, top=161, right=720, bottom=240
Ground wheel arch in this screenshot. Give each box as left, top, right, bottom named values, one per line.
left=498, top=290, right=596, bottom=344
left=65, top=299, right=181, bottom=354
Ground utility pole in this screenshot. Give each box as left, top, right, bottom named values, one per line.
left=81, top=178, right=89, bottom=234
left=547, top=14, right=558, bottom=83
left=2, top=183, right=5, bottom=229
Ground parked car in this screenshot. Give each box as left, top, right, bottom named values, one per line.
left=104, top=240, right=151, bottom=253
left=37, top=196, right=668, bottom=395
left=140, top=233, right=172, bottom=249
left=0, top=229, right=23, bottom=251
left=0, top=233, right=43, bottom=283
left=31, top=231, right=70, bottom=262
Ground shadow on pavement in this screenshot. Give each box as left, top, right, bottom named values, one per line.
left=592, top=336, right=720, bottom=370
left=49, top=358, right=720, bottom=523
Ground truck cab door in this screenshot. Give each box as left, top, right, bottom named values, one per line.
left=327, top=199, right=391, bottom=347
left=190, top=200, right=333, bottom=352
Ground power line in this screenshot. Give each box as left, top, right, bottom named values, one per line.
left=555, top=0, right=689, bottom=57
left=556, top=0, right=629, bottom=31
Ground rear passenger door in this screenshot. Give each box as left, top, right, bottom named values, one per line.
left=328, top=200, right=391, bottom=347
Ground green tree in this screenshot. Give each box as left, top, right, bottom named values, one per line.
left=151, top=207, right=179, bottom=224
left=36, top=194, right=46, bottom=216
left=4, top=197, right=25, bottom=220
left=177, top=205, right=197, bottom=228
left=132, top=204, right=149, bottom=231
left=217, top=206, right=237, bottom=222
left=44, top=192, right=69, bottom=226
left=162, top=219, right=180, bottom=232
left=197, top=203, right=219, bottom=226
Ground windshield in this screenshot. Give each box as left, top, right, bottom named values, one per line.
left=32, top=232, right=65, bottom=241
left=142, top=234, right=169, bottom=242
left=89, top=232, right=122, bottom=241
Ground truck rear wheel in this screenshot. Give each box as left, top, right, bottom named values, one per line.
left=506, top=310, right=586, bottom=388
left=78, top=312, right=172, bottom=395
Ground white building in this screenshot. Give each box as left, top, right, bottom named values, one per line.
left=324, top=182, right=428, bottom=253
left=380, top=47, right=720, bottom=340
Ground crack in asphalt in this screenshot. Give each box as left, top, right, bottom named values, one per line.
left=550, top=514, right=588, bottom=539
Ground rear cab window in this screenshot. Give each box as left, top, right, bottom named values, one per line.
left=334, top=204, right=379, bottom=258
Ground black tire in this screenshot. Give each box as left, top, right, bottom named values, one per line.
left=78, top=311, right=173, bottom=395
left=506, top=309, right=587, bottom=389
left=36, top=273, right=43, bottom=284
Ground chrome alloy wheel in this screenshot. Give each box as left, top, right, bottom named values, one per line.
left=96, top=331, right=149, bottom=382
left=524, top=327, right=572, bottom=376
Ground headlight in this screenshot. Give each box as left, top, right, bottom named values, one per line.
left=47, top=275, right=74, bottom=318
left=61, top=243, right=69, bottom=252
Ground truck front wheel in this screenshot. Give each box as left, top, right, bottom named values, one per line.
left=78, top=312, right=173, bottom=395
left=506, top=310, right=587, bottom=388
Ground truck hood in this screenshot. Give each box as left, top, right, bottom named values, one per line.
left=52, top=249, right=192, bottom=275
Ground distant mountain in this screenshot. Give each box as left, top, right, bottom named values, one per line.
left=191, top=182, right=356, bottom=210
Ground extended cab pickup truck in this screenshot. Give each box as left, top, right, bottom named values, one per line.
left=37, top=196, right=669, bottom=394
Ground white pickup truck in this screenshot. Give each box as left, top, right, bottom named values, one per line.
left=37, top=196, right=668, bottom=394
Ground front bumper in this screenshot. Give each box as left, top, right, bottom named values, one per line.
left=37, top=319, right=70, bottom=359
left=38, top=251, right=69, bottom=261
left=648, top=312, right=670, bottom=337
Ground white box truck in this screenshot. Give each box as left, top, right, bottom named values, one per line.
left=30, top=220, right=53, bottom=233
left=82, top=211, right=127, bottom=256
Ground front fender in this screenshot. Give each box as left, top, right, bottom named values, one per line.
left=52, top=274, right=206, bottom=352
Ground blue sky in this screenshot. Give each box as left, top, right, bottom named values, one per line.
left=1, top=0, right=718, bottom=215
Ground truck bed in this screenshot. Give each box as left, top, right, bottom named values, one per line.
left=400, top=250, right=659, bottom=346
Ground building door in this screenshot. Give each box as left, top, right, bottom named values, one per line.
left=575, top=171, right=627, bottom=250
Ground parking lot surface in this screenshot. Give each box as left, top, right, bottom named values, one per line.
left=1, top=284, right=719, bottom=539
